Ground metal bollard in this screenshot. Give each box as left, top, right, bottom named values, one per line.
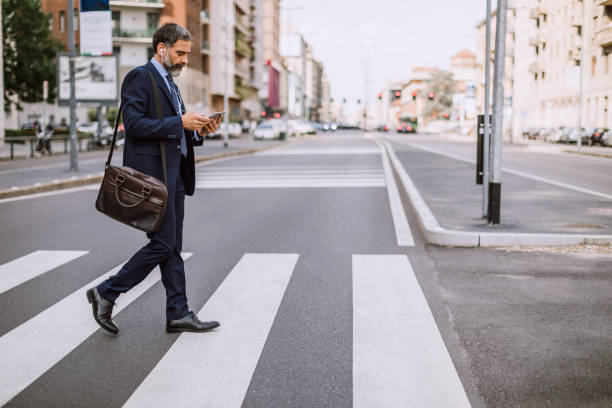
left=64, top=138, right=68, bottom=153
left=10, top=142, right=14, bottom=160
left=30, top=139, right=35, bottom=158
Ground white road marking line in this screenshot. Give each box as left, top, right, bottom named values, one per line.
left=353, top=255, right=471, bottom=408
left=256, top=147, right=381, bottom=155
left=123, top=253, right=299, bottom=408
left=391, top=139, right=612, bottom=201
left=0, top=184, right=101, bottom=204
left=0, top=252, right=193, bottom=406
left=374, top=140, right=414, bottom=246
left=196, top=180, right=385, bottom=188
left=0, top=250, right=89, bottom=294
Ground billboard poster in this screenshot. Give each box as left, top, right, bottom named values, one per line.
left=58, top=54, right=118, bottom=105
left=79, top=0, right=112, bottom=55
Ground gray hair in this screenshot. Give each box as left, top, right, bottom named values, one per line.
left=152, top=23, right=191, bottom=51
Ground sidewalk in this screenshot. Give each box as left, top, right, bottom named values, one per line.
left=382, top=139, right=612, bottom=247
left=0, top=136, right=300, bottom=199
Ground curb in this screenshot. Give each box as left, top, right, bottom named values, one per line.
left=0, top=138, right=302, bottom=200
left=381, top=140, right=612, bottom=248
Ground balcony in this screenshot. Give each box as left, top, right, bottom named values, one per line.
left=528, top=62, right=543, bottom=73
left=109, top=0, right=165, bottom=9
left=569, top=46, right=581, bottom=61
left=529, top=34, right=545, bottom=47
left=235, top=39, right=251, bottom=57
left=235, top=62, right=250, bottom=79
left=594, top=24, right=612, bottom=47
left=112, top=27, right=156, bottom=43
left=235, top=82, right=250, bottom=100
left=530, top=7, right=545, bottom=20
left=235, top=17, right=250, bottom=36
left=200, top=9, right=210, bottom=23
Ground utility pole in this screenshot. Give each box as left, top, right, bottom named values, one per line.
left=223, top=0, right=230, bottom=148
left=577, top=0, right=586, bottom=150
left=482, top=0, right=492, bottom=218
left=68, top=0, right=78, bottom=171
left=0, top=0, right=4, bottom=147
left=488, top=0, right=507, bottom=225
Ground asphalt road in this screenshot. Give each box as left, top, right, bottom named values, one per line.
left=0, top=131, right=610, bottom=407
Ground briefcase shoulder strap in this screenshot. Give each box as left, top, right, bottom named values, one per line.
left=104, top=69, right=168, bottom=187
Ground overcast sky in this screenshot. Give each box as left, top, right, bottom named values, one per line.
left=281, top=0, right=485, bottom=117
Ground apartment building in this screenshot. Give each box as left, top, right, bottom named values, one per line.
left=476, top=0, right=534, bottom=141
left=209, top=0, right=261, bottom=120
left=260, top=0, right=282, bottom=113
left=583, top=0, right=612, bottom=128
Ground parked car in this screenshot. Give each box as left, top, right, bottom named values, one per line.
left=254, top=122, right=281, bottom=140
left=590, top=127, right=609, bottom=145
left=600, top=129, right=612, bottom=147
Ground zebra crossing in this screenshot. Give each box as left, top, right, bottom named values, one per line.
left=195, top=165, right=386, bottom=188
left=0, top=250, right=470, bottom=407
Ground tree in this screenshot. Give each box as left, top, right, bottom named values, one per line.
left=2, top=0, right=63, bottom=111
left=423, top=70, right=455, bottom=120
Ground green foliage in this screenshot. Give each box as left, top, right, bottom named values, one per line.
left=423, top=70, right=455, bottom=119
left=88, top=109, right=98, bottom=123
left=2, top=0, right=63, bottom=111
left=106, top=107, right=120, bottom=125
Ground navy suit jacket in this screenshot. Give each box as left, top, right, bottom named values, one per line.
left=121, top=61, right=203, bottom=196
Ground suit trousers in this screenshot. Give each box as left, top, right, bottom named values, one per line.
left=97, top=162, right=189, bottom=321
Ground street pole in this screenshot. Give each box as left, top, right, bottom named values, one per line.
left=68, top=0, right=78, bottom=171
left=223, top=0, right=230, bottom=148
left=488, top=0, right=507, bottom=225
left=0, top=0, right=4, bottom=148
left=577, top=0, right=586, bottom=150
left=482, top=0, right=492, bottom=218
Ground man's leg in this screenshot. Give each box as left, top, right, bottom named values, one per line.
left=159, top=171, right=189, bottom=321
left=96, top=189, right=177, bottom=303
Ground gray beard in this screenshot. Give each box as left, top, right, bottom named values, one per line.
left=163, top=53, right=183, bottom=77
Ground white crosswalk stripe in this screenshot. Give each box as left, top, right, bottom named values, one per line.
left=0, top=252, right=471, bottom=406
left=0, top=252, right=193, bottom=406
left=0, top=250, right=89, bottom=294
left=256, top=147, right=381, bottom=155
left=123, top=253, right=299, bottom=408
left=195, top=165, right=385, bottom=188
left=352, top=255, right=471, bottom=407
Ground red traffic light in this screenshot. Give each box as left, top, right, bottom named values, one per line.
left=274, top=112, right=281, bottom=118
left=443, top=113, right=449, bottom=118
left=260, top=111, right=267, bottom=117
left=412, top=91, right=417, bottom=97
left=395, top=91, right=401, bottom=97
left=428, top=92, right=435, bottom=99
left=378, top=93, right=383, bottom=100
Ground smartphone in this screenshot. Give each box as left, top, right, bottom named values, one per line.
left=207, top=111, right=225, bottom=120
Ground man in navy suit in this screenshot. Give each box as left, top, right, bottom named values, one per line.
left=87, top=23, right=222, bottom=335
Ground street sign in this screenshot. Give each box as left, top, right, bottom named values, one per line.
left=79, top=0, right=112, bottom=56
left=57, top=54, right=118, bottom=105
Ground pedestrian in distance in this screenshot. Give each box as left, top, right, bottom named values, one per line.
left=87, top=23, right=223, bottom=335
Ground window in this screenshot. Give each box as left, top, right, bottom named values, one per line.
left=74, top=8, right=79, bottom=31
left=48, top=13, right=53, bottom=32
left=112, top=11, right=120, bottom=36
left=147, top=47, right=154, bottom=61
left=113, top=45, right=121, bottom=65
left=147, top=12, right=159, bottom=35
left=59, top=10, right=66, bottom=32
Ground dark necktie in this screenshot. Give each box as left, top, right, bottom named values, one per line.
left=166, top=75, right=187, bottom=157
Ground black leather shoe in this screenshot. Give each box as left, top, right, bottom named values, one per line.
left=166, top=311, right=220, bottom=333
left=86, top=287, right=119, bottom=335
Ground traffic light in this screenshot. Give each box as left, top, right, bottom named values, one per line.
left=377, top=93, right=382, bottom=101
left=260, top=111, right=267, bottom=117
left=391, top=89, right=401, bottom=101
left=428, top=92, right=435, bottom=100
left=412, top=91, right=417, bottom=101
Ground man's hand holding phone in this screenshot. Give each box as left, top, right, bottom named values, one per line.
left=199, top=111, right=224, bottom=136
left=182, top=112, right=210, bottom=131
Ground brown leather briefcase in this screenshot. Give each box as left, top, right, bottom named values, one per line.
left=95, top=71, right=168, bottom=233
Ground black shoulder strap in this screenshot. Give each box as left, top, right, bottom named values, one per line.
left=105, top=71, right=168, bottom=187
left=148, top=71, right=168, bottom=187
